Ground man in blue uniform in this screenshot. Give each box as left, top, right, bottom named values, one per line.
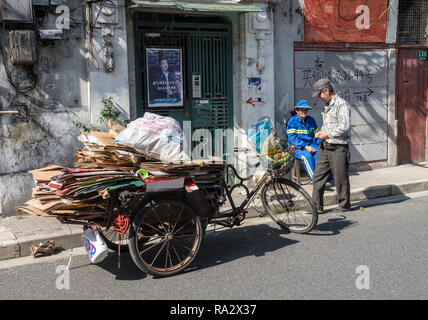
left=286, top=100, right=321, bottom=183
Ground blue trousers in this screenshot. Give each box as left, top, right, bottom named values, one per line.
left=295, top=143, right=318, bottom=182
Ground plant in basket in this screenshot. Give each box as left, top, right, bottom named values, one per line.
left=272, top=148, right=295, bottom=172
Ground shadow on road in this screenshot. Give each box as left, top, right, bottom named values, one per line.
left=309, top=185, right=413, bottom=236
left=72, top=224, right=296, bottom=280
left=187, top=223, right=299, bottom=274
left=71, top=189, right=412, bottom=279
left=310, top=214, right=359, bottom=236
left=84, top=251, right=148, bottom=281
left=356, top=189, right=410, bottom=209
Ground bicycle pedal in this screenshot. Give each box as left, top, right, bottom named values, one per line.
left=233, top=219, right=245, bottom=226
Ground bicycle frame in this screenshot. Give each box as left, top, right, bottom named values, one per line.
left=218, top=164, right=272, bottom=217
left=213, top=133, right=295, bottom=224
left=221, top=176, right=263, bottom=213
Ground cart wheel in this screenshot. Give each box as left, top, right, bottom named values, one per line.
left=99, top=226, right=129, bottom=252
left=129, top=199, right=204, bottom=277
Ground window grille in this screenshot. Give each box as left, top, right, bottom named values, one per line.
left=397, top=0, right=428, bottom=46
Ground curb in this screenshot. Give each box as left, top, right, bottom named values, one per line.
left=0, top=225, right=83, bottom=262
left=345, top=179, right=428, bottom=204
left=2, top=179, right=428, bottom=261
left=0, top=226, right=20, bottom=261
left=16, top=230, right=84, bottom=258
left=0, top=239, right=20, bottom=261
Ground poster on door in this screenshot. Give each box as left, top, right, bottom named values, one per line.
left=146, top=48, right=183, bottom=108
left=303, top=0, right=388, bottom=43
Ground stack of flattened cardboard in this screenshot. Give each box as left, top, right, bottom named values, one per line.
left=74, top=130, right=153, bottom=170
left=16, top=165, right=65, bottom=217
left=74, top=127, right=226, bottom=182
left=17, top=119, right=227, bottom=222
left=135, top=159, right=225, bottom=194
left=139, top=159, right=225, bottom=181
left=16, top=165, right=144, bottom=221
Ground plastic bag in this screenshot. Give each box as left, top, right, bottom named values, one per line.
left=247, top=119, right=281, bottom=160
left=247, top=119, right=271, bottom=155
left=115, top=112, right=190, bottom=162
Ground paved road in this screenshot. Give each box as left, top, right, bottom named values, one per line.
left=1, top=192, right=427, bottom=301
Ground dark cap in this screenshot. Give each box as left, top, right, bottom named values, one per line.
left=312, top=79, right=332, bottom=97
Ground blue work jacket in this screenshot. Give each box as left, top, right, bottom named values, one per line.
left=286, top=114, right=321, bottom=149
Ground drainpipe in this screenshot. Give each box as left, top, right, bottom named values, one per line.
left=256, top=30, right=265, bottom=74
left=425, top=17, right=428, bottom=46
left=86, top=1, right=92, bottom=124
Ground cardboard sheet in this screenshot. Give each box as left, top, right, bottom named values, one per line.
left=28, top=165, right=64, bottom=182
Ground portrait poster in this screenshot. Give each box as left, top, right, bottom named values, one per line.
left=146, top=48, right=183, bottom=108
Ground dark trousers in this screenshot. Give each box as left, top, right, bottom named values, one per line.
left=312, top=142, right=351, bottom=210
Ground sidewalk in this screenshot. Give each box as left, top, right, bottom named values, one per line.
left=1, top=161, right=428, bottom=261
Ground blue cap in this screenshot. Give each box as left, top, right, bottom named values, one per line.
left=295, top=100, right=312, bottom=109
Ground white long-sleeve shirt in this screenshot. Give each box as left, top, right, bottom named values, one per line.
left=321, top=95, right=351, bottom=145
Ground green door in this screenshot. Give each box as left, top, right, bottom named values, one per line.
left=134, top=16, right=233, bottom=160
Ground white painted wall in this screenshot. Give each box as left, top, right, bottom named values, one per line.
left=386, top=0, right=399, bottom=44
left=273, top=0, right=304, bottom=145
left=235, top=3, right=277, bottom=178
left=0, top=0, right=130, bottom=216
left=87, top=0, right=130, bottom=128
left=0, top=0, right=88, bottom=216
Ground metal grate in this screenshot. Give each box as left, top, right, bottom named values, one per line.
left=211, top=98, right=229, bottom=129
left=134, top=15, right=233, bottom=162
left=397, top=0, right=428, bottom=46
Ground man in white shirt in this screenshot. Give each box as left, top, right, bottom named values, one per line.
left=311, top=79, right=351, bottom=214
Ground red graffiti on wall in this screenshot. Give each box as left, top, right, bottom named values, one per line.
left=304, top=0, right=388, bottom=43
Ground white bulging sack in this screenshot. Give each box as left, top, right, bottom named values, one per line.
left=115, top=112, right=190, bottom=162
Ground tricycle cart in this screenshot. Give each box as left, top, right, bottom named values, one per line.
left=69, top=148, right=318, bottom=278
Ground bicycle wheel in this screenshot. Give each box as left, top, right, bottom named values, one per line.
left=261, top=178, right=318, bottom=233
left=99, top=226, right=129, bottom=252
left=129, top=199, right=203, bottom=277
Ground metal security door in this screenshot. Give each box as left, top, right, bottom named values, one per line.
left=134, top=18, right=233, bottom=159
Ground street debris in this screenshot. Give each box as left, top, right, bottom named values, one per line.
left=30, top=240, right=56, bottom=258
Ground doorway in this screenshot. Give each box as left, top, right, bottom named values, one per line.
left=396, top=48, right=428, bottom=164
left=134, top=12, right=234, bottom=159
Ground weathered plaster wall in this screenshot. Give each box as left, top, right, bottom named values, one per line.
left=386, top=0, right=399, bottom=44
left=235, top=2, right=277, bottom=178
left=385, top=0, right=398, bottom=166
left=0, top=0, right=130, bottom=216
left=0, top=1, right=88, bottom=217
left=273, top=0, right=304, bottom=145
left=125, top=7, right=137, bottom=121
left=87, top=0, right=130, bottom=126
left=386, top=48, right=397, bottom=167
left=242, top=4, right=275, bottom=129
